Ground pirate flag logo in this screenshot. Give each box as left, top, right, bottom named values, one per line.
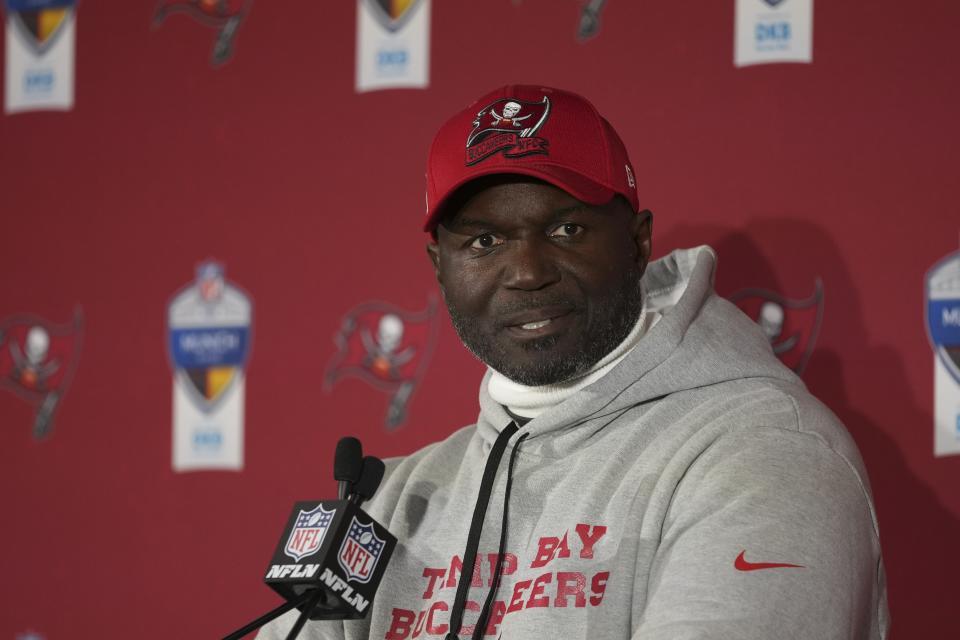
left=577, top=0, right=608, bottom=41
left=0, top=308, right=83, bottom=440
left=926, top=250, right=960, bottom=385
left=729, top=279, right=824, bottom=375
left=364, top=0, right=425, bottom=33
left=324, top=296, right=438, bottom=430
left=152, top=0, right=252, bottom=66
left=284, top=504, right=335, bottom=562
left=466, top=96, right=551, bottom=166
left=7, top=0, right=76, bottom=56
left=337, top=517, right=386, bottom=584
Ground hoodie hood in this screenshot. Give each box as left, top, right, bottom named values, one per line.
left=475, top=245, right=802, bottom=453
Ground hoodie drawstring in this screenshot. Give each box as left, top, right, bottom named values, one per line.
left=472, top=430, right=528, bottom=639
left=446, top=422, right=527, bottom=640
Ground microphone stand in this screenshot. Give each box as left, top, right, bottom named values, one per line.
left=222, top=590, right=315, bottom=640
left=283, top=588, right=326, bottom=640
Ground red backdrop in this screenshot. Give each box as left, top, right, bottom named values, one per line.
left=1, top=1, right=958, bottom=637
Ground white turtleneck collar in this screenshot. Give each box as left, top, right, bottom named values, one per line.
left=487, top=294, right=661, bottom=419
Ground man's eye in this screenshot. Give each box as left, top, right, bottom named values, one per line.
left=551, top=223, right=583, bottom=238
left=470, top=234, right=502, bottom=249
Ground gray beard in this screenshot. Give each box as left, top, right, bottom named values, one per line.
left=445, top=270, right=645, bottom=386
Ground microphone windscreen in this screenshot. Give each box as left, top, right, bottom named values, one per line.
left=356, top=457, right=386, bottom=500
left=334, top=437, right=363, bottom=483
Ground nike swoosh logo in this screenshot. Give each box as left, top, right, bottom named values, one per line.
left=734, top=550, right=804, bottom=571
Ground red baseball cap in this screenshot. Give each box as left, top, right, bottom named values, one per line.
left=424, top=84, right=640, bottom=233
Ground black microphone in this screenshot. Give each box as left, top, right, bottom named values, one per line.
left=223, top=439, right=396, bottom=640
left=350, top=456, right=386, bottom=507
left=334, top=437, right=363, bottom=500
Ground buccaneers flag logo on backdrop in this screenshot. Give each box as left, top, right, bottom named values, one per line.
left=729, top=280, right=824, bottom=375
left=152, top=0, right=252, bottom=66
left=324, top=296, right=438, bottom=430
left=0, top=308, right=83, bottom=440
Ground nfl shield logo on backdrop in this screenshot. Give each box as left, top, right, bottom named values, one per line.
left=338, top=517, right=385, bottom=583
left=167, top=259, right=253, bottom=472
left=926, top=251, right=960, bottom=384
left=284, top=504, right=335, bottom=562
left=926, top=249, right=960, bottom=457
left=364, top=0, right=424, bottom=32
left=5, top=0, right=78, bottom=113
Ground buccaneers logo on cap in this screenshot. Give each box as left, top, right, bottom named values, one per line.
left=730, top=280, right=824, bottom=375
left=465, top=96, right=551, bottom=166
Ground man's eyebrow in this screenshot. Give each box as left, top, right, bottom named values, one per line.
left=446, top=216, right=496, bottom=231
left=445, top=203, right=595, bottom=232
left=548, top=203, right=592, bottom=220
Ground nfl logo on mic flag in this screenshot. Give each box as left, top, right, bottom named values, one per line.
left=265, top=500, right=396, bottom=619
left=285, top=504, right=335, bottom=562
left=338, top=517, right=386, bottom=584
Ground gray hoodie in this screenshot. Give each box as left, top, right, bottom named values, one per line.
left=258, top=246, right=889, bottom=640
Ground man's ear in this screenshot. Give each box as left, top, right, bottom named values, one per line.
left=632, top=210, right=653, bottom=272
left=426, top=241, right=441, bottom=282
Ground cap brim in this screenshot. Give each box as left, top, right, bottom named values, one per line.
left=424, top=163, right=619, bottom=234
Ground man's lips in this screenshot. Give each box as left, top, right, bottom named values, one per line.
left=500, top=306, right=577, bottom=338
left=500, top=306, right=575, bottom=329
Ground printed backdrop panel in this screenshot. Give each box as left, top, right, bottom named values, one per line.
left=0, top=1, right=958, bottom=638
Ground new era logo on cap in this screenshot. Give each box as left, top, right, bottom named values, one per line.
left=424, top=84, right=640, bottom=233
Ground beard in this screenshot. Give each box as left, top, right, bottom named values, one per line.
left=445, top=264, right=645, bottom=386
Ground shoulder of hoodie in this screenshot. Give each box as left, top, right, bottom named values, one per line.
left=654, top=285, right=875, bottom=515
left=678, top=374, right=862, bottom=464
left=673, top=375, right=879, bottom=533
left=366, top=423, right=477, bottom=514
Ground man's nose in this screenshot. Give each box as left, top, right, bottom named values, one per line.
left=502, top=240, right=561, bottom=290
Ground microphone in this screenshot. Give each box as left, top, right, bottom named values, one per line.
left=223, top=437, right=396, bottom=640
left=350, top=456, right=385, bottom=507
left=334, top=437, right=363, bottom=500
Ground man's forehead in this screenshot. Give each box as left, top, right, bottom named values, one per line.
left=440, top=177, right=585, bottom=228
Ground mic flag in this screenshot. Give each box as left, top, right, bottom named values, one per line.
left=264, top=499, right=396, bottom=620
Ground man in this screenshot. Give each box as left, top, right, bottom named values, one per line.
left=260, top=85, right=888, bottom=639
